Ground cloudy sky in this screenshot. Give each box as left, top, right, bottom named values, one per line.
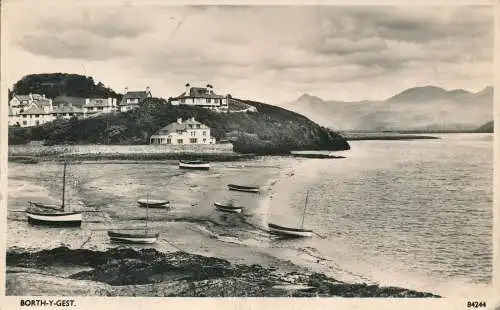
left=3, top=2, right=493, bottom=103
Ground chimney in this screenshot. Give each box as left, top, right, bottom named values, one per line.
left=191, top=117, right=195, bottom=122
left=85, top=98, right=90, bottom=106
left=29, top=93, right=33, bottom=100
left=185, top=83, right=191, bottom=96
left=124, top=86, right=128, bottom=94
left=177, top=117, right=182, bottom=124
left=146, top=86, right=151, bottom=93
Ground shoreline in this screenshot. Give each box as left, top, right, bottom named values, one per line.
left=341, top=133, right=440, bottom=141
left=5, top=246, right=440, bottom=297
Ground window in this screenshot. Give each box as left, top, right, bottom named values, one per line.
left=190, top=138, right=197, bottom=144
left=176, top=130, right=183, bottom=134
left=203, top=138, right=206, bottom=143
left=191, top=131, right=196, bottom=136
left=23, top=115, right=27, bottom=118
left=177, top=139, right=183, bottom=144
left=35, top=114, right=39, bottom=118
left=23, top=121, right=27, bottom=125
left=196, top=124, right=200, bottom=129
left=166, top=139, right=171, bottom=144
left=35, top=120, right=40, bottom=126
left=98, top=107, right=103, bottom=111
left=180, top=98, right=185, bottom=103
left=203, top=131, right=206, bottom=136
left=189, top=124, right=193, bottom=128
left=206, top=98, right=211, bottom=103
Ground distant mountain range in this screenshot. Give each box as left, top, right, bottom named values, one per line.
left=280, top=86, right=493, bottom=131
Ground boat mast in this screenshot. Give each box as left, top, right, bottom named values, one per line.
left=145, top=193, right=149, bottom=232
left=61, top=161, right=67, bottom=210
left=299, top=190, right=309, bottom=229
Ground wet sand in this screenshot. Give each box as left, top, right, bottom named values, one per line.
left=6, top=160, right=440, bottom=297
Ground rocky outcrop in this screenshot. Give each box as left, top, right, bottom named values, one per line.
left=6, top=246, right=440, bottom=297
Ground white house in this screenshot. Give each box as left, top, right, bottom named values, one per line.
left=17, top=101, right=54, bottom=127
left=84, top=97, right=118, bottom=117
left=150, top=117, right=216, bottom=145
left=170, top=83, right=229, bottom=113
left=52, top=103, right=85, bottom=120
left=119, top=87, right=152, bottom=112
left=9, top=93, right=54, bottom=127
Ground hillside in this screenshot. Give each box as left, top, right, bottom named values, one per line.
left=476, top=120, right=494, bottom=133
left=10, top=73, right=121, bottom=100
left=9, top=97, right=350, bottom=155
left=281, top=86, right=493, bottom=131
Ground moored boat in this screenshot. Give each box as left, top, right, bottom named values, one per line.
left=179, top=160, right=210, bottom=170
left=107, top=230, right=159, bottom=244
left=108, top=194, right=159, bottom=244
left=26, top=207, right=82, bottom=227
left=214, top=202, right=243, bottom=213
left=268, top=223, right=313, bottom=238
left=26, top=162, right=82, bottom=227
left=137, top=199, right=169, bottom=208
left=268, top=190, right=313, bottom=238
left=227, top=184, right=260, bottom=193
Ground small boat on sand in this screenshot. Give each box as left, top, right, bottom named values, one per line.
left=109, top=195, right=159, bottom=244
left=214, top=201, right=243, bottom=213
left=137, top=199, right=169, bottom=208
left=268, top=191, right=313, bottom=238
left=227, top=184, right=260, bottom=193
left=26, top=161, right=82, bottom=227
left=107, top=230, right=159, bottom=244
left=268, top=223, right=313, bottom=238
left=179, top=160, right=210, bottom=170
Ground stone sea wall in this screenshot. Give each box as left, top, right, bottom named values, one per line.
left=8, top=143, right=234, bottom=156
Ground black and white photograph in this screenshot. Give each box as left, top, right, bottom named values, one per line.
left=1, top=0, right=497, bottom=305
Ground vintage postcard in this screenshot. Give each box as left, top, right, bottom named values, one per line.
left=0, top=0, right=498, bottom=309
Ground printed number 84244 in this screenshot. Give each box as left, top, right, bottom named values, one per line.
left=467, top=301, right=486, bottom=308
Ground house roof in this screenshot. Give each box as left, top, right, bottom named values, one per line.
left=174, top=87, right=224, bottom=100
left=119, top=90, right=151, bottom=106
left=85, top=98, right=113, bottom=107
left=12, top=94, right=52, bottom=108
left=53, top=104, right=84, bottom=114
left=19, top=105, right=48, bottom=115
left=53, top=96, right=86, bottom=108
left=153, top=118, right=206, bottom=135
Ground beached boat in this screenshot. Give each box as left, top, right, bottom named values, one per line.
left=214, top=201, right=243, bottom=213
left=227, top=184, right=260, bottom=193
left=137, top=199, right=169, bottom=208
left=26, top=162, right=82, bottom=227
left=107, top=230, right=159, bottom=244
left=290, top=151, right=345, bottom=159
left=179, top=160, right=210, bottom=170
left=109, top=195, right=159, bottom=244
left=268, top=191, right=313, bottom=238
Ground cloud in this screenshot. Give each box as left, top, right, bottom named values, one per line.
left=5, top=4, right=493, bottom=102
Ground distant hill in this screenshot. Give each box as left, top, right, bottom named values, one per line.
left=476, top=120, right=494, bottom=133
left=281, top=86, right=493, bottom=131
left=9, top=97, right=350, bottom=155
left=11, top=73, right=121, bottom=99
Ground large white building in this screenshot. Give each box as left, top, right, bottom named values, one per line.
left=8, top=93, right=120, bottom=127
left=150, top=117, right=216, bottom=145
left=84, top=98, right=118, bottom=117
left=8, top=93, right=54, bottom=127
left=169, top=83, right=229, bottom=112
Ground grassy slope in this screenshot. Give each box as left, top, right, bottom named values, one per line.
left=9, top=97, right=350, bottom=155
